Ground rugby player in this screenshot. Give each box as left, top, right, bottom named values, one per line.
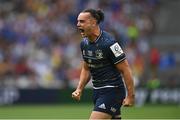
left=72, top=8, right=135, bottom=119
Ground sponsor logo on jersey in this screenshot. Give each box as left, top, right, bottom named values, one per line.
left=110, top=42, right=123, bottom=57
left=87, top=50, right=93, bottom=56
left=98, top=103, right=106, bottom=109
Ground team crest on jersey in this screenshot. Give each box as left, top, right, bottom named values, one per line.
left=95, top=49, right=103, bottom=59
left=110, top=42, right=123, bottom=57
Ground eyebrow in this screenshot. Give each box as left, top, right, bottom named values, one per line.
left=78, top=20, right=85, bottom=22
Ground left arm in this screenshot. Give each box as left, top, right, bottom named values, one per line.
left=115, top=59, right=135, bottom=106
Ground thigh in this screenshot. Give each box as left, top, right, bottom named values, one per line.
left=89, top=111, right=111, bottom=119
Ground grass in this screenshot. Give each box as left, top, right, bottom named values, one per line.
left=0, top=103, right=179, bottom=119
left=122, top=104, right=180, bottom=119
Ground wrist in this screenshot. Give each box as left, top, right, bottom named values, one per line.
left=76, top=88, right=83, bottom=92
left=128, top=94, right=135, bottom=98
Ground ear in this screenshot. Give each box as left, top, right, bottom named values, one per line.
left=92, top=19, right=97, bottom=26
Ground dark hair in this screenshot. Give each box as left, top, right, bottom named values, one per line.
left=83, top=9, right=104, bottom=24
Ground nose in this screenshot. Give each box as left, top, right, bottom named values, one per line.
left=77, top=21, right=80, bottom=27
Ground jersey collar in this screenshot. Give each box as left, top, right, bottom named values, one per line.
left=94, top=30, right=102, bottom=43
left=88, top=30, right=102, bottom=44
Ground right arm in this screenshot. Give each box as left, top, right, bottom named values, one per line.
left=72, top=61, right=91, bottom=101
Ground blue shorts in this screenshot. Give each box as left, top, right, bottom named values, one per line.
left=93, top=87, right=126, bottom=117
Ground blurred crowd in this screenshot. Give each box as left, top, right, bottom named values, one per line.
left=0, top=0, right=164, bottom=89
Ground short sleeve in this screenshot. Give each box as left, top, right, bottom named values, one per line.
left=80, top=41, right=85, bottom=61
left=106, top=41, right=126, bottom=64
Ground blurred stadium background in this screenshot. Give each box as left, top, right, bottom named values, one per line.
left=0, top=0, right=180, bottom=119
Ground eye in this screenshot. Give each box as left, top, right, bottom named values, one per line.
left=79, top=20, right=85, bottom=23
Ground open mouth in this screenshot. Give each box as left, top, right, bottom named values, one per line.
left=78, top=28, right=85, bottom=33
left=78, top=28, right=86, bottom=37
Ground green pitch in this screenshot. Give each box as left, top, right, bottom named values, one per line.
left=0, top=104, right=179, bottom=119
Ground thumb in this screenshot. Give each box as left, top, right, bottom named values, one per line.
left=122, top=98, right=130, bottom=107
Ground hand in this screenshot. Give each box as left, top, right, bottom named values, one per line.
left=72, top=89, right=82, bottom=101
left=123, top=95, right=135, bottom=107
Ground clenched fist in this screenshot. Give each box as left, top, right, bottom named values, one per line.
left=72, top=89, right=82, bottom=101
left=123, top=95, right=135, bottom=107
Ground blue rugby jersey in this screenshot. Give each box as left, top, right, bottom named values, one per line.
left=80, top=30, right=126, bottom=89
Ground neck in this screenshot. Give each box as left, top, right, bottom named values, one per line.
left=88, top=27, right=101, bottom=42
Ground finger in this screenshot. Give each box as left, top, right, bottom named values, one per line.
left=122, top=101, right=128, bottom=106
left=72, top=92, right=75, bottom=97
left=72, top=94, right=75, bottom=98
left=74, top=96, right=80, bottom=101
left=74, top=92, right=80, bottom=96
left=123, top=104, right=129, bottom=107
left=72, top=93, right=77, bottom=98
left=123, top=103, right=133, bottom=107
left=122, top=99, right=126, bottom=105
left=122, top=100, right=129, bottom=106
left=123, top=103, right=130, bottom=107
left=72, top=91, right=79, bottom=96
left=72, top=93, right=80, bottom=101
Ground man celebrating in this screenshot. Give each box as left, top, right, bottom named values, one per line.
left=72, top=8, right=135, bottom=119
